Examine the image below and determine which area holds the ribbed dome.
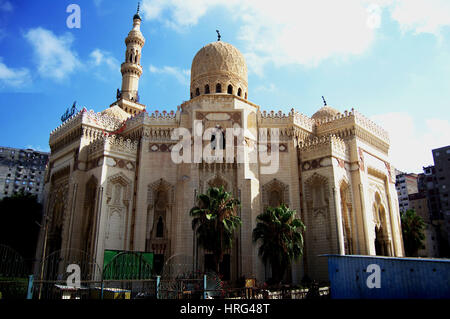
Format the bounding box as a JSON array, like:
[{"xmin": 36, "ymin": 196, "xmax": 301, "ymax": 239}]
[
  {"xmin": 311, "ymin": 106, "xmax": 341, "ymax": 121},
  {"xmin": 190, "ymin": 41, "xmax": 248, "ymax": 99},
  {"xmin": 102, "ymin": 105, "xmax": 131, "ymax": 121}
]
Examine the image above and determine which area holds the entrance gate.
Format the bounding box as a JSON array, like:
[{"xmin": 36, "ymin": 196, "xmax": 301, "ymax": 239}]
[{"xmin": 0, "ymin": 245, "xmax": 29, "ymax": 299}]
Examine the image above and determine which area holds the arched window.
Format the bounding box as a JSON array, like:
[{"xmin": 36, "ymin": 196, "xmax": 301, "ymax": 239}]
[
  {"xmin": 245, "ymin": 92, "xmax": 247, "ymax": 99},
  {"xmin": 190, "ymin": 92, "xmax": 193, "ymax": 99},
  {"xmin": 227, "ymin": 85, "xmax": 233, "ymax": 94},
  {"xmin": 156, "ymin": 216, "xmax": 164, "ymax": 238},
  {"xmin": 237, "ymin": 88, "xmax": 242, "ymax": 97},
  {"xmin": 195, "ymin": 88, "xmax": 200, "ymax": 96},
  {"xmin": 216, "ymin": 83, "xmax": 222, "ymax": 93},
  {"xmin": 211, "ymin": 129, "xmax": 225, "ymax": 150},
  {"xmin": 205, "ymin": 85, "xmax": 210, "ymax": 94},
  {"xmin": 269, "ymin": 189, "xmax": 282, "ymax": 208}
]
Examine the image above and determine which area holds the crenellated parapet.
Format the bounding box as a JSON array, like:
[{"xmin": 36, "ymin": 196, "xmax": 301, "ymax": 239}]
[
  {"xmin": 314, "ymin": 108, "xmax": 390, "ymax": 153},
  {"xmin": 147, "ymin": 110, "xmax": 178, "ymax": 124},
  {"xmin": 299, "ymin": 134, "xmax": 347, "ymax": 161},
  {"xmin": 82, "ymin": 109, "xmax": 125, "ymax": 132},
  {"xmin": 259, "ymin": 108, "xmax": 314, "ymax": 131},
  {"xmin": 353, "ymin": 110, "xmax": 389, "ymax": 143},
  {"xmin": 49, "ymin": 108, "xmax": 128, "ymax": 154},
  {"xmin": 49, "ymin": 109, "xmax": 85, "ymax": 145},
  {"xmin": 122, "ymin": 109, "xmax": 179, "ymax": 141},
  {"xmin": 88, "ymin": 135, "xmax": 138, "ymax": 159}
]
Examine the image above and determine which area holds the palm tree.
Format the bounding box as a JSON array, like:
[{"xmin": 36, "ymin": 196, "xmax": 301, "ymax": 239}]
[
  {"xmin": 401, "ymin": 209, "xmax": 425, "ymax": 257},
  {"xmin": 253, "ymin": 204, "xmax": 305, "ymax": 285},
  {"xmin": 190, "ymin": 186, "xmax": 241, "ymax": 275}
]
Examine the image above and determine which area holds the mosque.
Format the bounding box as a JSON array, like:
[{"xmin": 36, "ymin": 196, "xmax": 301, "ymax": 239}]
[{"xmin": 36, "ymin": 8, "xmax": 404, "ymax": 284}]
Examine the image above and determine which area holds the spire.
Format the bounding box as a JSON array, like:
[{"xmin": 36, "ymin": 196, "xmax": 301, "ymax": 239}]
[
  {"xmin": 322, "ymin": 96, "xmax": 327, "ymax": 106},
  {"xmin": 133, "ymin": 2, "xmax": 141, "ymax": 20},
  {"xmin": 216, "ymin": 29, "xmax": 221, "ymax": 41}
]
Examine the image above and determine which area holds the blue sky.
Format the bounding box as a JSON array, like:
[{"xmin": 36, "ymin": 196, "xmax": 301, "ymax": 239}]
[{"xmin": 0, "ymin": 0, "xmax": 449, "ymax": 173}]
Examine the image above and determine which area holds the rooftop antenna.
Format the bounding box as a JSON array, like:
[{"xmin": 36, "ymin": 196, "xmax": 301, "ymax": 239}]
[
  {"xmin": 322, "ymin": 96, "xmax": 327, "ymax": 106},
  {"xmin": 216, "ymin": 30, "xmax": 221, "ymax": 41}
]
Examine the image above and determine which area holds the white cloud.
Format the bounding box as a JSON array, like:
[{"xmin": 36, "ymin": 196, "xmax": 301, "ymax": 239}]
[
  {"xmin": 0, "ymin": 0, "xmax": 13, "ymax": 12},
  {"xmin": 141, "ymin": 0, "xmax": 380, "ymax": 73},
  {"xmin": 141, "ymin": 0, "xmax": 228, "ymax": 27},
  {"xmin": 254, "ymin": 83, "xmax": 276, "ymax": 93},
  {"xmin": 24, "ymin": 27, "xmax": 81, "ymax": 81},
  {"xmin": 89, "ymin": 49, "xmax": 120, "ymax": 71},
  {"xmin": 371, "ymin": 112, "xmax": 450, "ymax": 173},
  {"xmin": 0, "ymin": 58, "xmax": 31, "ymax": 87},
  {"xmin": 141, "ymin": 0, "xmax": 450, "ymax": 74},
  {"xmin": 149, "ymin": 64, "xmax": 190, "ymax": 85},
  {"xmin": 387, "ymin": 0, "xmax": 450, "ymax": 36}
]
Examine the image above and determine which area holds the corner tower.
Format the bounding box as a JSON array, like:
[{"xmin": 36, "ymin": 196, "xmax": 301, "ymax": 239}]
[{"xmin": 112, "ymin": 4, "xmax": 146, "ymax": 115}]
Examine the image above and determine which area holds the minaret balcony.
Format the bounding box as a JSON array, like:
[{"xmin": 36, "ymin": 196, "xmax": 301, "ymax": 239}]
[{"xmin": 121, "ymin": 62, "xmax": 143, "ymax": 76}]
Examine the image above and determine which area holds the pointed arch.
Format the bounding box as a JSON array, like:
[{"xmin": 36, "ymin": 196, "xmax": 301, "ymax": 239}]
[
  {"xmin": 83, "ymin": 175, "xmax": 98, "ymax": 255},
  {"xmin": 261, "ymin": 178, "xmax": 290, "ymax": 209},
  {"xmin": 373, "ymin": 191, "xmax": 391, "ymax": 256},
  {"xmin": 106, "ymin": 172, "xmax": 132, "ymax": 206},
  {"xmin": 146, "ymin": 179, "xmax": 174, "ymax": 254},
  {"xmin": 339, "ymin": 178, "xmax": 354, "ymax": 254},
  {"xmin": 304, "ymin": 173, "xmax": 329, "ymax": 214},
  {"xmin": 207, "ymin": 174, "xmax": 229, "ymax": 191},
  {"xmin": 104, "ymin": 173, "xmax": 132, "ymax": 251},
  {"xmin": 147, "ymin": 178, "xmax": 174, "ymax": 208}
]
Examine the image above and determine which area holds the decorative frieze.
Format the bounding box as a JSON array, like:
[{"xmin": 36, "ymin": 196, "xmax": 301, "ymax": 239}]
[
  {"xmin": 88, "ymin": 136, "xmax": 138, "ymax": 158},
  {"xmin": 149, "ymin": 143, "xmax": 174, "ymax": 152}
]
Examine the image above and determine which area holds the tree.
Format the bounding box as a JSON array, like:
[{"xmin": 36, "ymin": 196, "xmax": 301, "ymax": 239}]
[
  {"xmin": 0, "ymin": 191, "xmax": 43, "ymax": 270},
  {"xmin": 190, "ymin": 186, "xmax": 241, "ymax": 275},
  {"xmin": 401, "ymin": 209, "xmax": 426, "ymax": 257},
  {"xmin": 252, "ymin": 204, "xmax": 305, "ymax": 285}
]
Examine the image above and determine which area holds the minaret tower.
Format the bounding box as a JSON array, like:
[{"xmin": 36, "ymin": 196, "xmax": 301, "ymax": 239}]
[{"xmin": 112, "ymin": 4, "xmax": 146, "ymax": 114}]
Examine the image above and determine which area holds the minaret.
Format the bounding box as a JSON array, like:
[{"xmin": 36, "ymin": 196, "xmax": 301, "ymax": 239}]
[{"xmin": 113, "ymin": 4, "xmax": 146, "ymax": 114}]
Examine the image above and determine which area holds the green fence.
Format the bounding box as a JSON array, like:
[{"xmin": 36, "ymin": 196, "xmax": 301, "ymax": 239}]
[{"xmin": 102, "ymin": 250, "xmax": 154, "ymax": 280}]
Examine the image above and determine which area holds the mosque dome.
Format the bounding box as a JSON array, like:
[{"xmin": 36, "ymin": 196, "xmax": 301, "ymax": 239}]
[
  {"xmin": 190, "ymin": 41, "xmax": 248, "ymax": 100},
  {"xmin": 311, "ymin": 106, "xmax": 341, "ymax": 121},
  {"xmin": 102, "ymin": 104, "xmax": 131, "ymax": 121}
]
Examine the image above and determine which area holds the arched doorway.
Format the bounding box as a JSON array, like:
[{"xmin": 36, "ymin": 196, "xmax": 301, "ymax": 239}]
[{"xmin": 373, "ymin": 192, "xmax": 391, "ymax": 256}]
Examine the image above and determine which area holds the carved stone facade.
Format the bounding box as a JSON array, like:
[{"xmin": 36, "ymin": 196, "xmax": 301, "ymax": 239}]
[{"xmin": 36, "ymin": 11, "xmax": 404, "ymax": 284}]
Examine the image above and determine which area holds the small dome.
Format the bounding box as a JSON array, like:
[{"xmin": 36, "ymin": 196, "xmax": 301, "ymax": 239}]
[
  {"xmin": 311, "ymin": 106, "xmax": 340, "ymax": 121},
  {"xmin": 102, "ymin": 105, "xmax": 130, "ymax": 121},
  {"xmin": 133, "ymin": 13, "xmax": 141, "ymax": 20},
  {"xmin": 190, "ymin": 41, "xmax": 248, "ymax": 99}
]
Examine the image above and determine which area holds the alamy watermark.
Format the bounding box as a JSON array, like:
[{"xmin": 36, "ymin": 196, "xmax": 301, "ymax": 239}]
[
  {"xmin": 66, "ymin": 4, "xmax": 81, "ymax": 29},
  {"xmin": 66, "ymin": 264, "xmax": 81, "ymax": 288},
  {"xmin": 366, "ymin": 264, "xmax": 381, "ymax": 289},
  {"xmin": 170, "ymin": 122, "xmax": 280, "ymax": 174}
]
